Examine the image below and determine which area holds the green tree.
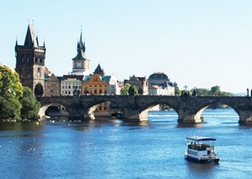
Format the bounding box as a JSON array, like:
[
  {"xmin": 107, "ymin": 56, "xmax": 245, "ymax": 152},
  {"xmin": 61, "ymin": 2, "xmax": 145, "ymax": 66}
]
[
  {"xmin": 120, "ymin": 83, "xmax": 131, "ymax": 95},
  {"xmin": 210, "ymin": 86, "xmax": 221, "ymax": 96},
  {"xmin": 191, "ymin": 88, "xmax": 209, "ymax": 96},
  {"xmin": 0, "ymin": 65, "xmax": 23, "ymax": 120},
  {"xmin": 20, "ymin": 86, "xmax": 41, "ymax": 119},
  {"xmin": 0, "ymin": 65, "xmax": 23, "ymax": 99},
  {"xmin": 175, "ymin": 86, "xmax": 181, "ymax": 96},
  {"xmin": 221, "ymin": 91, "xmax": 233, "ymax": 96}
]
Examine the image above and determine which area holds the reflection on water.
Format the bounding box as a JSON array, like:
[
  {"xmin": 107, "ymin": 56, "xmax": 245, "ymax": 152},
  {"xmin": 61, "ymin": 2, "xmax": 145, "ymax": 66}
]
[{"xmin": 0, "ymin": 109, "xmax": 251, "ymax": 178}]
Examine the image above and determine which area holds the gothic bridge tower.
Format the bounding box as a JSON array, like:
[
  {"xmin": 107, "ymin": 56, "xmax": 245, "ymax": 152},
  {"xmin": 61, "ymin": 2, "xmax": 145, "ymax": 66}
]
[{"xmin": 15, "ymin": 23, "xmax": 46, "ymax": 96}]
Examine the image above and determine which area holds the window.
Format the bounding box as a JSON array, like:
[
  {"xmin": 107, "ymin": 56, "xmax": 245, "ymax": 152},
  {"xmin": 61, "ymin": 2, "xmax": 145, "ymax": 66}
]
[{"xmin": 37, "ymin": 68, "xmax": 41, "ymax": 77}]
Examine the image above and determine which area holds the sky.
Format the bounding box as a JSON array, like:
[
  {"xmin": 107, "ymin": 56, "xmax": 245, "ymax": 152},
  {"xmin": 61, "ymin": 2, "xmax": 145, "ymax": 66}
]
[{"xmin": 1, "ymin": 0, "xmax": 252, "ymax": 93}]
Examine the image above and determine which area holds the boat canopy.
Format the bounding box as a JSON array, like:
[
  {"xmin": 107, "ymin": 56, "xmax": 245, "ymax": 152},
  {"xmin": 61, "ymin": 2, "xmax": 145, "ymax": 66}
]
[{"xmin": 186, "ymin": 136, "xmax": 216, "ymax": 141}]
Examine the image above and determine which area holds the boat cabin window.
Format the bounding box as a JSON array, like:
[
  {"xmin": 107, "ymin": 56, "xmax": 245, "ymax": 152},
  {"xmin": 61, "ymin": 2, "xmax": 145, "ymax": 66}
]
[{"xmin": 188, "ymin": 142, "xmax": 211, "ymax": 151}]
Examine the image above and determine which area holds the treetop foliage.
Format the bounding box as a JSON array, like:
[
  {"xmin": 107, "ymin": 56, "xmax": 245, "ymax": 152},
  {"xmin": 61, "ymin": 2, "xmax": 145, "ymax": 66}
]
[
  {"xmin": 0, "ymin": 65, "xmax": 23, "ymax": 99},
  {"xmin": 191, "ymin": 85, "xmax": 232, "ymax": 96},
  {"xmin": 0, "ymin": 64, "xmax": 39, "ymax": 121}
]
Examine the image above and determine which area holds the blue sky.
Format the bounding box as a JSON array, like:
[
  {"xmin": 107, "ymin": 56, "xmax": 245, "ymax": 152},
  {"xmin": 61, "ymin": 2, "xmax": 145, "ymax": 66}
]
[{"xmin": 1, "ymin": 0, "xmax": 252, "ymax": 93}]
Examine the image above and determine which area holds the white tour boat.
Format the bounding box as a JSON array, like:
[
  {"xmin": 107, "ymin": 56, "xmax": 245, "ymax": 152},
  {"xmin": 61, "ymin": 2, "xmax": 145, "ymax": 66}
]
[{"xmin": 185, "ymin": 136, "xmax": 220, "ymax": 163}]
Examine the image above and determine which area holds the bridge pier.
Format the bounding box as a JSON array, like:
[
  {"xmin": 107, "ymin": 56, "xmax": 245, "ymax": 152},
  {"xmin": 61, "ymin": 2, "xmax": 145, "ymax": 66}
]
[
  {"xmin": 177, "ymin": 107, "xmax": 204, "ymax": 124},
  {"xmin": 123, "ymin": 108, "xmax": 148, "ymax": 121},
  {"xmin": 178, "ymin": 115, "xmax": 203, "ymax": 124},
  {"xmin": 238, "ymin": 109, "xmax": 252, "ymax": 125}
]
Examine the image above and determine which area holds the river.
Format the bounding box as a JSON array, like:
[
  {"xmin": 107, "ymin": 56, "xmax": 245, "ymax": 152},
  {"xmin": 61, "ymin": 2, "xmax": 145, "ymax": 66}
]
[{"xmin": 0, "ymin": 108, "xmax": 251, "ymax": 178}]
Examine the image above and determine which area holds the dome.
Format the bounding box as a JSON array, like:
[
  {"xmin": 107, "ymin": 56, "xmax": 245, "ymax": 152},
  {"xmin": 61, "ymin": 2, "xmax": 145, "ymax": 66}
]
[{"xmin": 148, "ymin": 72, "xmax": 170, "ymax": 87}]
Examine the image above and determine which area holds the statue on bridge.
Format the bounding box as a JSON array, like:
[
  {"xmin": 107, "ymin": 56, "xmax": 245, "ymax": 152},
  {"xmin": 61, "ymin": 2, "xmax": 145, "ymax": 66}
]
[
  {"xmin": 129, "ymin": 86, "xmax": 135, "ymax": 96},
  {"xmin": 84, "ymin": 87, "xmax": 89, "ymax": 95}
]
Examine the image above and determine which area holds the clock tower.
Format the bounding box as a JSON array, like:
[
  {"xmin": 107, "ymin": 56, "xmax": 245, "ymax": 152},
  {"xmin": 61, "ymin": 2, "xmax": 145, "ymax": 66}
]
[
  {"xmin": 71, "ymin": 31, "xmax": 90, "ymax": 75},
  {"xmin": 15, "ymin": 22, "xmax": 46, "ymax": 96}
]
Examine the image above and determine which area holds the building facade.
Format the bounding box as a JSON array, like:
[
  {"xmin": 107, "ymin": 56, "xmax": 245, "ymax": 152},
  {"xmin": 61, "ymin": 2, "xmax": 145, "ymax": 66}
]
[
  {"xmin": 15, "ymin": 23, "xmax": 46, "ymax": 96},
  {"xmin": 61, "ymin": 75, "xmax": 83, "ymax": 96},
  {"xmin": 44, "ymin": 73, "xmax": 60, "ymax": 96},
  {"xmin": 124, "ymin": 75, "xmax": 148, "ymax": 95},
  {"xmin": 148, "ymin": 72, "xmax": 175, "ymax": 96},
  {"xmin": 148, "ymin": 85, "xmax": 172, "ymax": 95}
]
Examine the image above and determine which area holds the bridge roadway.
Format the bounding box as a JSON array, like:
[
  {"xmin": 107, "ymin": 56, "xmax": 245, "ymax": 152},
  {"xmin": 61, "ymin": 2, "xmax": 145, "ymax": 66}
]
[{"xmin": 37, "ymin": 94, "xmax": 252, "ymax": 125}]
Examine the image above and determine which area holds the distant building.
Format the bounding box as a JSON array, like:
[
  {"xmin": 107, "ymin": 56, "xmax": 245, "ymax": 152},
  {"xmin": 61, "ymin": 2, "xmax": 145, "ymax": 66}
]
[
  {"xmin": 15, "ymin": 23, "xmax": 46, "ymax": 96},
  {"xmin": 148, "ymin": 85, "xmax": 171, "ymax": 95},
  {"xmin": 71, "ymin": 32, "xmax": 90, "ymax": 76},
  {"xmin": 61, "ymin": 75, "xmax": 83, "ymax": 96},
  {"xmin": 124, "ymin": 75, "xmax": 148, "ymax": 95},
  {"xmin": 44, "ymin": 74, "xmax": 60, "ymax": 96},
  {"xmin": 148, "ymin": 72, "xmax": 174, "ymax": 95},
  {"xmin": 117, "ymin": 81, "xmax": 124, "ymax": 94}
]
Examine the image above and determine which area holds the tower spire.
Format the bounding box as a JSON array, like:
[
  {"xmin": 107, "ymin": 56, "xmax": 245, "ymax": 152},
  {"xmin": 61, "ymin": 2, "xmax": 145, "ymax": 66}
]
[{"xmin": 80, "ymin": 25, "xmax": 83, "ymax": 42}]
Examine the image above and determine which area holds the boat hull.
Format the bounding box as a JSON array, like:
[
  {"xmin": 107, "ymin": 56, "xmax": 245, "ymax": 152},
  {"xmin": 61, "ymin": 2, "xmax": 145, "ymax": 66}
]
[{"xmin": 185, "ymin": 154, "xmax": 220, "ymax": 163}]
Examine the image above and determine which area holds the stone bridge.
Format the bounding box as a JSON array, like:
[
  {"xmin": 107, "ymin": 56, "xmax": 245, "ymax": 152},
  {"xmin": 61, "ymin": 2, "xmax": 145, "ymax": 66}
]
[{"xmin": 37, "ymin": 94, "xmax": 252, "ymax": 125}]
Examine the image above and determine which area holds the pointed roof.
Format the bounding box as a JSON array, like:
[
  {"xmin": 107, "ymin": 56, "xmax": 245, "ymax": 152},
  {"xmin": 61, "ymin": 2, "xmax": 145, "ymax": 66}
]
[
  {"xmin": 93, "ymin": 64, "xmax": 105, "ymax": 75},
  {"xmin": 24, "ymin": 23, "xmax": 38, "ymax": 47},
  {"xmin": 72, "ymin": 31, "xmax": 87, "ymax": 61},
  {"xmin": 79, "ymin": 31, "xmax": 85, "ymax": 52}
]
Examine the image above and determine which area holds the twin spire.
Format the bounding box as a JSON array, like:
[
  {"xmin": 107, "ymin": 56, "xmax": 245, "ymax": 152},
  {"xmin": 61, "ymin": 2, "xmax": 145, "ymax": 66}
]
[{"xmin": 16, "ymin": 20, "xmax": 45, "ymax": 48}]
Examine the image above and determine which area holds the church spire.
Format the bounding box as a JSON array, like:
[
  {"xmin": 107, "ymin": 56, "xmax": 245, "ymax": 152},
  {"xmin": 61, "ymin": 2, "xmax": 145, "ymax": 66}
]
[
  {"xmin": 79, "ymin": 29, "xmax": 85, "ymax": 52},
  {"xmin": 24, "ymin": 23, "xmax": 38, "ymax": 47}
]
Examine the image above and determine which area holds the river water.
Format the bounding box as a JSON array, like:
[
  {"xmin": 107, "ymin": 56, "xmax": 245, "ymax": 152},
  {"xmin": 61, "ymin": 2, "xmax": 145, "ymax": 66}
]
[{"xmin": 0, "ymin": 108, "xmax": 251, "ymax": 178}]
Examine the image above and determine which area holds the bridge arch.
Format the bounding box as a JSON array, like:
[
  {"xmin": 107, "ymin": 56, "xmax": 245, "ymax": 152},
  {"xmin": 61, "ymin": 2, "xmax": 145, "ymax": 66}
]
[
  {"xmin": 191, "ymin": 97, "xmax": 249, "ymax": 124},
  {"xmin": 38, "ymin": 102, "xmax": 70, "ymax": 119},
  {"xmin": 194, "ymin": 103, "xmax": 239, "ymax": 123},
  {"xmin": 84, "ymin": 98, "xmax": 123, "ymax": 120},
  {"xmin": 137, "ymin": 101, "xmax": 179, "ymax": 121}
]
